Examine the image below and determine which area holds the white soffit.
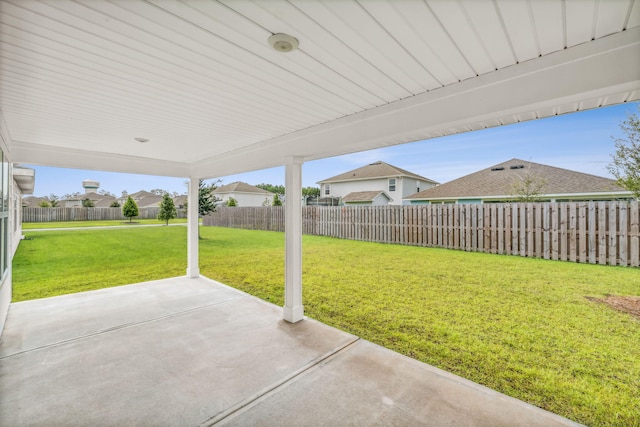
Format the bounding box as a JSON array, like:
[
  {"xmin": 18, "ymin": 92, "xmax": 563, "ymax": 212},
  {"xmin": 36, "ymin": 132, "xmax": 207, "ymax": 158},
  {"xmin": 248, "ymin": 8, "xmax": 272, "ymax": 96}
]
[{"xmin": 0, "ymin": 0, "xmax": 639, "ymax": 177}]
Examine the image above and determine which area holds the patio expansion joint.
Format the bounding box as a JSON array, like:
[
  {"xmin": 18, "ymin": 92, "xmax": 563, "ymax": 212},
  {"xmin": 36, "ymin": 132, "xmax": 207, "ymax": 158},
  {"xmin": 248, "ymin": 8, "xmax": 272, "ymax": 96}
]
[
  {"xmin": 199, "ymin": 335, "xmax": 362, "ymax": 427},
  {"xmin": 0, "ymin": 295, "xmax": 244, "ymax": 360}
]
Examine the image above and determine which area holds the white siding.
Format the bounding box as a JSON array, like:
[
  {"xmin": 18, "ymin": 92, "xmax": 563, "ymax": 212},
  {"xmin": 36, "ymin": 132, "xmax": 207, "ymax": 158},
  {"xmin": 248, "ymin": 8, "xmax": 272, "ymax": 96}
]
[
  {"xmin": 326, "ymin": 177, "xmax": 437, "ymax": 205},
  {"xmin": 399, "ymin": 177, "xmax": 437, "ymax": 200},
  {"xmin": 372, "ymin": 193, "xmax": 390, "ymax": 205}
]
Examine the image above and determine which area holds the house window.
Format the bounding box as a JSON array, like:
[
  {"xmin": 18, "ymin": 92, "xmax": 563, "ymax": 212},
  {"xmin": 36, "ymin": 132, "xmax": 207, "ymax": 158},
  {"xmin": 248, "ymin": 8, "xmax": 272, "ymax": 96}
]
[
  {"xmin": 388, "ymin": 178, "xmax": 396, "ymax": 192},
  {"xmin": 324, "ymin": 184, "xmax": 330, "ymax": 195}
]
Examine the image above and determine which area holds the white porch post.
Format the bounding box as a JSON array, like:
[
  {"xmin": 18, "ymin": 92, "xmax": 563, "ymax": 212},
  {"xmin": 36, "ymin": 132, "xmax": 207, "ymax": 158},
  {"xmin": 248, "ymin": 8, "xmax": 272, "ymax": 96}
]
[
  {"xmin": 186, "ymin": 177, "xmax": 200, "ymax": 278},
  {"xmin": 283, "ymin": 157, "xmax": 304, "ymax": 323}
]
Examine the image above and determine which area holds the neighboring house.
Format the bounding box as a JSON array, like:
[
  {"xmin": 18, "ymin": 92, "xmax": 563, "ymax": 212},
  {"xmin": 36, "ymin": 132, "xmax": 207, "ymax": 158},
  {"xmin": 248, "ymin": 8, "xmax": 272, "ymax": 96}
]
[
  {"xmin": 405, "ymin": 158, "xmax": 633, "ymax": 204},
  {"xmin": 342, "ymin": 191, "xmax": 392, "ymax": 206},
  {"xmin": 173, "ymin": 195, "xmax": 188, "ymax": 209},
  {"xmin": 60, "ymin": 180, "xmax": 117, "ymax": 207},
  {"xmin": 21, "ymin": 196, "xmax": 49, "ymax": 208},
  {"xmin": 12, "ymin": 166, "xmax": 34, "ymax": 255},
  {"xmin": 120, "ymin": 191, "xmax": 163, "ymax": 208},
  {"xmin": 213, "ymin": 182, "xmax": 274, "ymax": 207},
  {"xmin": 317, "ymin": 161, "xmax": 438, "ymax": 206},
  {"xmin": 62, "ymin": 192, "xmax": 117, "ymax": 208}
]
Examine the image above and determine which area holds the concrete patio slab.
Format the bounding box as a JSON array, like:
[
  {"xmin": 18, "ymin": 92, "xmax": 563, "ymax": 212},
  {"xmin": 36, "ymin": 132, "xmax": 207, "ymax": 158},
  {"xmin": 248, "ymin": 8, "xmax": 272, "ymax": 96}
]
[
  {"xmin": 0, "ymin": 277, "xmax": 242, "ymax": 357},
  {"xmin": 0, "ymin": 277, "xmax": 582, "ymax": 426},
  {"xmin": 218, "ymin": 339, "xmax": 579, "ymax": 427}
]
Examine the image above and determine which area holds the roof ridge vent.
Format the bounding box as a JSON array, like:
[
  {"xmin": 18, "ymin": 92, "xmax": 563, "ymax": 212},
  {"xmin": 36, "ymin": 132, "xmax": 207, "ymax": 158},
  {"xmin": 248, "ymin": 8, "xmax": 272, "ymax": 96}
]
[
  {"xmin": 510, "ymin": 165, "xmax": 525, "ymax": 169},
  {"xmin": 370, "ymin": 161, "xmax": 382, "ymax": 165},
  {"xmin": 491, "ymin": 167, "xmax": 505, "ymax": 171}
]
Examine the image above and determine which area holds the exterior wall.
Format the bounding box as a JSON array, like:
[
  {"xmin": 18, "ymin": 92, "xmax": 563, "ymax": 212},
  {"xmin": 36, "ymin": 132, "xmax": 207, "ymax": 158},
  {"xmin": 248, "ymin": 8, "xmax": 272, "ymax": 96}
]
[
  {"xmin": 11, "ymin": 178, "xmax": 23, "ymax": 256},
  {"xmin": 216, "ymin": 191, "xmax": 273, "ymax": 207},
  {"xmin": 323, "ymin": 177, "xmax": 436, "ymax": 206},
  {"xmin": 372, "ymin": 194, "xmax": 390, "ymax": 205},
  {"xmin": 399, "ymin": 177, "xmax": 436, "ymax": 200},
  {"xmin": 0, "ymin": 138, "xmax": 13, "ymax": 335},
  {"xmin": 63, "ymin": 200, "xmax": 82, "ymax": 208}
]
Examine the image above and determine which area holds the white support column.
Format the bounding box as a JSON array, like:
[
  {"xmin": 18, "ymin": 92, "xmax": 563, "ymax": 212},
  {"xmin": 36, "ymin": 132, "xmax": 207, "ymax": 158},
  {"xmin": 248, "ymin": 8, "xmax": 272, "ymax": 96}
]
[
  {"xmin": 283, "ymin": 157, "xmax": 304, "ymax": 323},
  {"xmin": 186, "ymin": 177, "xmax": 200, "ymax": 278}
]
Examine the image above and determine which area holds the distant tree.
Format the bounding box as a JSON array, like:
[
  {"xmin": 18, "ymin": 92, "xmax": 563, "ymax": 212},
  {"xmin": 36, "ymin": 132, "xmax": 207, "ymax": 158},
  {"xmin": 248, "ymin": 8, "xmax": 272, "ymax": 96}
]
[
  {"xmin": 509, "ymin": 172, "xmax": 548, "ymax": 202},
  {"xmin": 196, "ymin": 180, "xmax": 219, "ymax": 238},
  {"xmin": 256, "ymin": 183, "xmax": 285, "ymax": 194},
  {"xmin": 63, "ymin": 192, "xmax": 81, "ymax": 199},
  {"xmin": 122, "ymin": 196, "xmax": 139, "ymax": 222},
  {"xmin": 273, "ymin": 193, "xmax": 283, "ymax": 206},
  {"xmin": 49, "ymin": 194, "xmax": 60, "ymax": 207},
  {"xmin": 38, "ymin": 200, "xmax": 50, "ymax": 208},
  {"xmin": 198, "ymin": 180, "xmax": 219, "ymax": 218},
  {"xmin": 157, "ymin": 193, "xmax": 177, "ymax": 225},
  {"xmin": 98, "ymin": 189, "xmax": 115, "ymax": 197},
  {"xmin": 82, "ymin": 198, "xmax": 95, "ymax": 207},
  {"xmin": 149, "ymin": 188, "xmax": 168, "ymax": 196},
  {"xmin": 227, "ymin": 197, "xmax": 237, "ymax": 207},
  {"xmin": 262, "ymin": 197, "xmax": 271, "ymax": 207},
  {"xmin": 302, "ymin": 187, "xmax": 320, "ymax": 197},
  {"xmin": 254, "ymin": 184, "xmax": 319, "ymax": 198},
  {"xmin": 607, "ymin": 108, "xmax": 640, "ymax": 199},
  {"xmin": 121, "ymin": 190, "xmax": 129, "ymax": 198},
  {"xmin": 110, "ymin": 200, "xmax": 121, "ymax": 208}
]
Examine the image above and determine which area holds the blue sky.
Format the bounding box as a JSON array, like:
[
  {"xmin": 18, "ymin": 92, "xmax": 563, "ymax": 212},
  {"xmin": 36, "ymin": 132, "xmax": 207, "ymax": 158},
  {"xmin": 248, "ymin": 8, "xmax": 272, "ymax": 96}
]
[{"xmin": 26, "ymin": 102, "xmax": 637, "ymax": 198}]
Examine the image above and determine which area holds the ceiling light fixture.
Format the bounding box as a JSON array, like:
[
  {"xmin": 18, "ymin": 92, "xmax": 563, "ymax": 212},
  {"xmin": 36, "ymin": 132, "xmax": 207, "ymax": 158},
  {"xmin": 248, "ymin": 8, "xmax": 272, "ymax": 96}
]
[
  {"xmin": 268, "ymin": 33, "xmax": 299, "ymax": 53},
  {"xmin": 134, "ymin": 137, "xmax": 149, "ymax": 143}
]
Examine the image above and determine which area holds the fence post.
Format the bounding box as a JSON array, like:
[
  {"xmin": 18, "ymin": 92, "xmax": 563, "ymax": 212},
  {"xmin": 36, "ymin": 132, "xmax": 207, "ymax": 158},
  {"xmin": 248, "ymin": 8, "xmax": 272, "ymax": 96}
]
[{"xmin": 630, "ymin": 201, "xmax": 639, "ymax": 267}]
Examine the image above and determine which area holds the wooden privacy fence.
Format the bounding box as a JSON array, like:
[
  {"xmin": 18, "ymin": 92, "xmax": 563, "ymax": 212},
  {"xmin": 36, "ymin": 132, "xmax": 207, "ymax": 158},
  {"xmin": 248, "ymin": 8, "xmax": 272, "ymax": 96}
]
[
  {"xmin": 23, "ymin": 207, "xmax": 187, "ymax": 222},
  {"xmin": 204, "ymin": 202, "xmax": 640, "ymax": 267}
]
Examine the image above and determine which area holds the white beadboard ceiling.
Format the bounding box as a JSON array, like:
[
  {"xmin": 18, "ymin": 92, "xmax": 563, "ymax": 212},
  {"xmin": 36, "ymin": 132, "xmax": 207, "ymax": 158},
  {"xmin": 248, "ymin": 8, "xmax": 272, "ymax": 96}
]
[{"xmin": 0, "ymin": 0, "xmax": 639, "ymax": 178}]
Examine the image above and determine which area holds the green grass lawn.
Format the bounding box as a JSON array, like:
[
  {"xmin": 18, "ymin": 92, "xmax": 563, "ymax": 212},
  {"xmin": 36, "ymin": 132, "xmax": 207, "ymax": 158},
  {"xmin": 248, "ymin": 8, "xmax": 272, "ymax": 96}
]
[
  {"xmin": 22, "ymin": 218, "xmax": 187, "ymax": 229},
  {"xmin": 13, "ymin": 226, "xmax": 640, "ymax": 426}
]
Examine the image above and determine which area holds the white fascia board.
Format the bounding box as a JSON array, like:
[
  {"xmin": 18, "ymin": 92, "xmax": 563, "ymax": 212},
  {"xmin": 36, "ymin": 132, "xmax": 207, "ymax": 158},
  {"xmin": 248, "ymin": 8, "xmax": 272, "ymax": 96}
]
[
  {"xmin": 380, "ymin": 191, "xmax": 392, "ymax": 201},
  {"xmin": 213, "ymin": 190, "xmax": 270, "ymax": 195},
  {"xmin": 319, "ymin": 175, "xmax": 433, "ymax": 185},
  {"xmin": 191, "ymin": 29, "xmax": 640, "ymax": 179},
  {"xmin": 10, "ymin": 141, "xmax": 191, "ymax": 177},
  {"xmin": 318, "ymin": 176, "xmax": 398, "ymax": 184}
]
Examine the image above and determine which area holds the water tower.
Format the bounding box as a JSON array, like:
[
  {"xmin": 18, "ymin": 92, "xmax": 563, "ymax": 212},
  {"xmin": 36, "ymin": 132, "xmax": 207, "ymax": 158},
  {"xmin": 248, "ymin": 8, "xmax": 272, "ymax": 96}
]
[{"xmin": 82, "ymin": 180, "xmax": 99, "ymax": 194}]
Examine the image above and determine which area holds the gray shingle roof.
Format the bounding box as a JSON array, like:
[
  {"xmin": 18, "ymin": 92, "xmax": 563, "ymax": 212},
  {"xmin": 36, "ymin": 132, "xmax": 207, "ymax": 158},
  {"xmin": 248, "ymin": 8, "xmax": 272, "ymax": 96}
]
[
  {"xmin": 135, "ymin": 195, "xmax": 163, "ymax": 207},
  {"xmin": 342, "ymin": 191, "xmax": 390, "ymax": 203},
  {"xmin": 173, "ymin": 195, "xmax": 188, "ymax": 207},
  {"xmin": 213, "ymin": 181, "xmax": 273, "ymax": 194},
  {"xmin": 406, "ymin": 158, "xmax": 628, "ymax": 200},
  {"xmin": 21, "ymin": 196, "xmax": 50, "ymax": 208},
  {"xmin": 318, "ymin": 161, "xmax": 438, "ymax": 184}
]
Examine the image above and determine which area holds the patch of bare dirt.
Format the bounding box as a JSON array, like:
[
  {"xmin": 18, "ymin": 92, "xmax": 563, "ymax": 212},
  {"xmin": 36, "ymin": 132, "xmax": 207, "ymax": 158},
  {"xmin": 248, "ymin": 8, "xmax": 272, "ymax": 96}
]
[{"xmin": 586, "ymin": 295, "xmax": 640, "ymax": 320}]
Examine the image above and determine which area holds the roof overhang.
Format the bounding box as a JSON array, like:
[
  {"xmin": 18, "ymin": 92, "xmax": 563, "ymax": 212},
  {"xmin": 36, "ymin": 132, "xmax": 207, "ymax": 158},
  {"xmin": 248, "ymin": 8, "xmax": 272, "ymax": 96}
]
[
  {"xmin": 12, "ymin": 165, "xmax": 35, "ymax": 194},
  {"xmin": 192, "ymin": 29, "xmax": 640, "ymax": 179},
  {"xmin": 1, "ymin": 1, "xmax": 639, "ymax": 178}
]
